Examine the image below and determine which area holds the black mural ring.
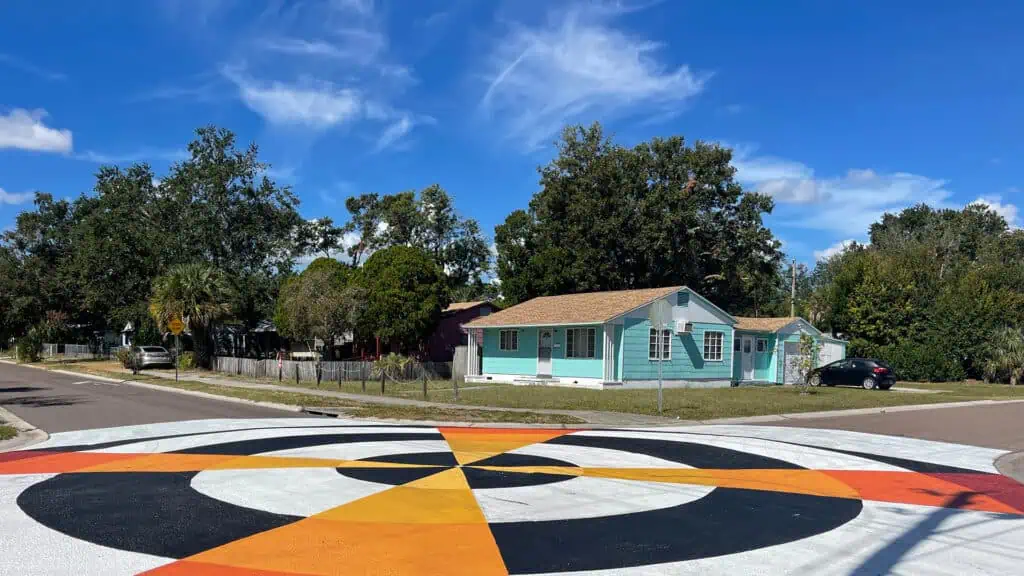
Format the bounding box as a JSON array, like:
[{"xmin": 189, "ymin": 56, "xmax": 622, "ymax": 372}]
[{"xmin": 14, "ymin": 429, "xmax": 864, "ymax": 571}]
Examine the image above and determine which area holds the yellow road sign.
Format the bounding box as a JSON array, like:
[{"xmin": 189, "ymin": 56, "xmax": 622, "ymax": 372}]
[{"xmin": 168, "ymin": 318, "xmax": 185, "ymax": 335}]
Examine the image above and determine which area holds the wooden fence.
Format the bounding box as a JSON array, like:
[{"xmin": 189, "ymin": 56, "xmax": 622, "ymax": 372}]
[{"xmin": 212, "ymin": 357, "xmax": 455, "ymax": 383}]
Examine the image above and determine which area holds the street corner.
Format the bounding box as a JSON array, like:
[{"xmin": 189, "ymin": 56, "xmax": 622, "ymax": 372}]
[{"xmin": 0, "ymin": 419, "xmax": 1023, "ymax": 575}]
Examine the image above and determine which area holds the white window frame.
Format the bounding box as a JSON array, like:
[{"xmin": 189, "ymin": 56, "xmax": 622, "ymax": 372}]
[
  {"xmin": 498, "ymin": 329, "xmax": 518, "ymax": 351},
  {"xmin": 565, "ymin": 327, "xmax": 596, "ymax": 359},
  {"xmin": 648, "ymin": 328, "xmax": 672, "ymax": 361},
  {"xmin": 703, "ymin": 331, "xmax": 724, "ymax": 362},
  {"xmin": 756, "ymin": 338, "xmax": 769, "ymax": 353}
]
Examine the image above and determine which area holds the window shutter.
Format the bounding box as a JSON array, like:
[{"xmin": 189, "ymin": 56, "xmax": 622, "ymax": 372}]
[{"xmin": 588, "ymin": 328, "xmax": 595, "ymax": 358}]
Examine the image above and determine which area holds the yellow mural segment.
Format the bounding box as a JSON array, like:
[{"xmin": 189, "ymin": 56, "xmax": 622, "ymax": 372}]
[
  {"xmin": 577, "ymin": 468, "xmax": 861, "ymax": 499},
  {"xmin": 166, "ymin": 467, "xmax": 509, "ymax": 576},
  {"xmin": 439, "ymin": 427, "xmax": 573, "ymax": 465}
]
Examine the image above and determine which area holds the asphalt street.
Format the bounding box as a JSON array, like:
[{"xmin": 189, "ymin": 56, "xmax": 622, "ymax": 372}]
[
  {"xmin": 0, "ymin": 362, "xmax": 299, "ymax": 433},
  {"xmin": 766, "ymin": 400, "xmax": 1024, "ymax": 451}
]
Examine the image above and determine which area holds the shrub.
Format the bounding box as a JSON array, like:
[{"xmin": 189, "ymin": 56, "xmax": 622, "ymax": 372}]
[
  {"xmin": 177, "ymin": 351, "xmax": 195, "ymax": 370},
  {"xmin": 16, "ymin": 328, "xmax": 43, "ymax": 363},
  {"xmin": 115, "ymin": 347, "xmax": 135, "ymax": 369}
]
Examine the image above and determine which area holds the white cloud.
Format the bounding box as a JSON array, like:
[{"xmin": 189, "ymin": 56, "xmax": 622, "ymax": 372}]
[
  {"xmin": 0, "ymin": 187, "xmax": 34, "ymax": 205},
  {"xmin": 480, "ymin": 5, "xmax": 708, "ymax": 149},
  {"xmin": 0, "ymin": 109, "xmax": 73, "ymax": 153},
  {"xmin": 813, "ymin": 239, "xmax": 855, "ymax": 261},
  {"xmin": 970, "ymin": 195, "xmax": 1020, "ymax": 228},
  {"xmin": 225, "ymin": 71, "xmax": 362, "ymax": 128},
  {"xmin": 259, "ymin": 32, "xmax": 386, "ymax": 66}
]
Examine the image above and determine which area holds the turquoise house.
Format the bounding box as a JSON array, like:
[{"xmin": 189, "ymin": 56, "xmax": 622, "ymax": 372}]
[{"xmin": 463, "ymin": 286, "xmax": 845, "ymax": 389}]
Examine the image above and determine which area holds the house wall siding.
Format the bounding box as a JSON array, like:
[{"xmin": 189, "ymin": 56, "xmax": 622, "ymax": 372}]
[
  {"xmin": 621, "ymin": 318, "xmax": 733, "ymax": 380},
  {"xmin": 481, "ymin": 327, "xmax": 538, "ymax": 375},
  {"xmin": 552, "ymin": 325, "xmax": 604, "ymax": 379}
]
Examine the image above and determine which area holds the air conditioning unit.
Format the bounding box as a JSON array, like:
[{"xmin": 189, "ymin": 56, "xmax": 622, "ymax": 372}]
[{"xmin": 675, "ymin": 321, "xmax": 693, "ymax": 334}]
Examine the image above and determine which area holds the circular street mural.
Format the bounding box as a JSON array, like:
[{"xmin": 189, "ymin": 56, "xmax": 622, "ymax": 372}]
[{"xmin": 1, "ymin": 419, "xmax": 1023, "ymax": 575}]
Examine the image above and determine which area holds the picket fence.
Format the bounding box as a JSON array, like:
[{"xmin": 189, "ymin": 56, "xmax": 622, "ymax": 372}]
[
  {"xmin": 41, "ymin": 343, "xmax": 94, "ymax": 359},
  {"xmin": 212, "ymin": 356, "xmax": 454, "ymax": 383}
]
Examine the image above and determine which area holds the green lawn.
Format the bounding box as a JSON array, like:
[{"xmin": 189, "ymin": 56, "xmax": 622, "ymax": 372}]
[
  {"xmin": 425, "ymin": 381, "xmax": 1024, "ymax": 421},
  {"xmin": 0, "ymin": 424, "xmax": 16, "ymax": 441},
  {"xmin": 48, "ymin": 365, "xmax": 583, "ymax": 424}
]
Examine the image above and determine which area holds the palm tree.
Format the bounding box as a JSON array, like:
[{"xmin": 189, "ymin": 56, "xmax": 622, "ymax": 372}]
[
  {"xmin": 149, "ymin": 263, "xmax": 233, "ymax": 369},
  {"xmin": 983, "ymin": 327, "xmax": 1024, "ymax": 386}
]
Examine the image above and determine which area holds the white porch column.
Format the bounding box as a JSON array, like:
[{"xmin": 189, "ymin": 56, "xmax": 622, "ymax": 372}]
[
  {"xmin": 467, "ymin": 329, "xmax": 481, "ymax": 376},
  {"xmin": 602, "ymin": 324, "xmax": 615, "ymax": 382}
]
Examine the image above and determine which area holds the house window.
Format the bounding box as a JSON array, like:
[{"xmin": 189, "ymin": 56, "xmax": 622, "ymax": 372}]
[
  {"xmin": 734, "ymin": 338, "xmax": 741, "ymax": 352},
  {"xmin": 566, "ymin": 328, "xmax": 596, "ymax": 359},
  {"xmin": 499, "ymin": 329, "xmax": 518, "ymax": 351},
  {"xmin": 703, "ymin": 331, "xmax": 724, "ymax": 361},
  {"xmin": 756, "ymin": 338, "xmax": 768, "ymax": 353},
  {"xmin": 648, "ymin": 329, "xmax": 672, "ymax": 360}
]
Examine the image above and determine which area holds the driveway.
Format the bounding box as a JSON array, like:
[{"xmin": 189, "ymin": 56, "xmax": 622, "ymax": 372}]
[
  {"xmin": 1, "ymin": 420, "xmax": 1022, "ymax": 575},
  {"xmin": 0, "ymin": 362, "xmax": 299, "ymax": 433}
]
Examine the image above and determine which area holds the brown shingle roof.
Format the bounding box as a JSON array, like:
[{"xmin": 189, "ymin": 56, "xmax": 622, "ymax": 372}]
[
  {"xmin": 464, "ymin": 286, "xmax": 682, "ymax": 327},
  {"xmin": 444, "ymin": 301, "xmax": 491, "ymax": 313},
  {"xmin": 734, "ymin": 316, "xmax": 799, "ymax": 333}
]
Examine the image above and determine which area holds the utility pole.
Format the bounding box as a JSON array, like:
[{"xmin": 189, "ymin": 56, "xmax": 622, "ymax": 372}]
[{"xmin": 790, "ymin": 259, "xmax": 797, "ymax": 317}]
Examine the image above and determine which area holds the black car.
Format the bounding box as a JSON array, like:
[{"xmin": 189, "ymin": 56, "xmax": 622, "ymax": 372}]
[{"xmin": 808, "ymin": 358, "xmax": 896, "ymax": 390}]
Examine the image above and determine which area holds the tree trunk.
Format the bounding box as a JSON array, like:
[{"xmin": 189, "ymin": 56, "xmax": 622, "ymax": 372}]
[{"xmin": 1012, "ymin": 374, "xmax": 1019, "ymax": 387}]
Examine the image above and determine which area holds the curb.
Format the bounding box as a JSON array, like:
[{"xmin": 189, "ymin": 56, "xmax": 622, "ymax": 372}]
[
  {"xmin": 994, "ymin": 451, "xmax": 1024, "ymax": 485},
  {"xmin": 0, "ymin": 405, "xmax": 49, "ymax": 452},
  {"xmin": 42, "ymin": 369, "xmax": 304, "ymax": 415}
]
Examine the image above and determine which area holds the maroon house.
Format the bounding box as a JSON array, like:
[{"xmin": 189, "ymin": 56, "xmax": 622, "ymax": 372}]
[{"xmin": 426, "ymin": 301, "xmax": 498, "ymax": 362}]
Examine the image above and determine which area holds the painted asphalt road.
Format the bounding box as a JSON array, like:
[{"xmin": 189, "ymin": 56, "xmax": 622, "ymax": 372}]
[
  {"xmin": 766, "ymin": 401, "xmax": 1024, "ymax": 451},
  {"xmin": 0, "ymin": 362, "xmax": 298, "ymax": 433},
  {"xmin": 2, "ymin": 419, "xmax": 1023, "ymax": 575}
]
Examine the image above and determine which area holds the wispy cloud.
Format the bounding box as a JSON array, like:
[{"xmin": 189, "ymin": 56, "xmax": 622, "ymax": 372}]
[
  {"xmin": 0, "ymin": 109, "xmax": 73, "ymax": 153},
  {"xmin": 0, "ymin": 187, "xmax": 35, "ymax": 205},
  {"xmin": 0, "ymin": 53, "xmax": 67, "ymax": 82},
  {"xmin": 733, "ymin": 146, "xmax": 954, "ymax": 237},
  {"xmin": 74, "ymin": 148, "xmax": 187, "ymax": 164},
  {"xmin": 479, "ymin": 4, "xmax": 709, "ymax": 149},
  {"xmin": 129, "ymin": 81, "xmax": 224, "ymax": 104}
]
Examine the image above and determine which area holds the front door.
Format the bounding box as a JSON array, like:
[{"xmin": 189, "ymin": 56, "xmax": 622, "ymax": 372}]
[
  {"xmin": 537, "ymin": 329, "xmax": 553, "ymax": 376},
  {"xmin": 741, "ymin": 336, "xmax": 754, "ymax": 380}
]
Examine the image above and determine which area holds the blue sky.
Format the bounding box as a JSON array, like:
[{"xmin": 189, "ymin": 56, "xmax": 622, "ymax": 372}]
[{"xmin": 1, "ymin": 0, "xmax": 1021, "ymax": 265}]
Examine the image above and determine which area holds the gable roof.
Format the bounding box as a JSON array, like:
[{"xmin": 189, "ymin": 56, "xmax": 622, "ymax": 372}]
[
  {"xmin": 444, "ymin": 301, "xmax": 494, "ymax": 314},
  {"xmin": 464, "ymin": 286, "xmax": 682, "ymax": 328},
  {"xmin": 734, "ymin": 316, "xmax": 818, "ymax": 333}
]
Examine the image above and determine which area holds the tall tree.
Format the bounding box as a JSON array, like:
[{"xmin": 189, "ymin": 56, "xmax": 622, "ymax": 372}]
[
  {"xmin": 275, "ymin": 257, "xmax": 365, "ymax": 361},
  {"xmin": 358, "ymin": 246, "xmax": 448, "ymax": 353},
  {"xmin": 149, "ymin": 263, "xmax": 234, "ymax": 368},
  {"xmin": 299, "ymin": 217, "xmax": 345, "ymax": 259},
  {"xmin": 161, "ymin": 126, "xmax": 304, "ymax": 329},
  {"xmin": 494, "ymin": 122, "xmax": 782, "ymax": 308}
]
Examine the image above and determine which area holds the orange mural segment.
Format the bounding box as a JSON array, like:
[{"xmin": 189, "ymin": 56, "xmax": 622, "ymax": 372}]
[
  {"xmin": 438, "ymin": 427, "xmax": 576, "ymax": 465},
  {"xmin": 0, "ymin": 451, "xmax": 433, "ymax": 474},
  {"xmin": 825, "ymin": 470, "xmax": 1024, "ymax": 515},
  {"xmin": 577, "ymin": 468, "xmax": 862, "ymax": 499}
]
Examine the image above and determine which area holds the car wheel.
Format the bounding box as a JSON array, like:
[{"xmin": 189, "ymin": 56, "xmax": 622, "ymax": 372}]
[
  {"xmin": 862, "ymin": 377, "xmax": 877, "ymax": 390},
  {"xmin": 808, "ymin": 374, "xmax": 821, "ymax": 387}
]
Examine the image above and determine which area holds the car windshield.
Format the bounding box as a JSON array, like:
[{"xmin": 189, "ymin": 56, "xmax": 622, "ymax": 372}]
[
  {"xmin": 141, "ymin": 347, "xmax": 167, "ymax": 353},
  {"xmin": 871, "ymin": 359, "xmax": 891, "ymax": 368}
]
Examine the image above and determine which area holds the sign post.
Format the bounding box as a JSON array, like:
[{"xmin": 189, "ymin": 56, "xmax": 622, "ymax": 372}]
[
  {"xmin": 168, "ymin": 317, "xmax": 185, "ymax": 382},
  {"xmin": 647, "ymin": 300, "xmax": 673, "ymax": 414}
]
